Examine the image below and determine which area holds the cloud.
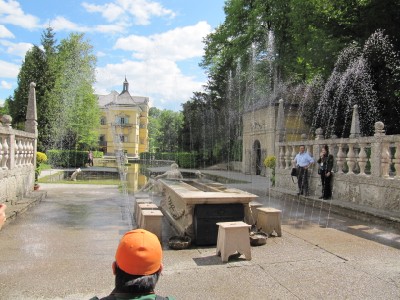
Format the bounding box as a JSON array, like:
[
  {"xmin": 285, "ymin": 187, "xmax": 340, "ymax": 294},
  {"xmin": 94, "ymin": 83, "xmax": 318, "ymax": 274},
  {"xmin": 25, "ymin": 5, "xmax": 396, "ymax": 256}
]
[
  {"xmin": 0, "ymin": 25, "xmax": 14, "ymax": 38},
  {"xmin": 0, "ymin": 59, "xmax": 19, "ymax": 78},
  {"xmin": 114, "ymin": 21, "xmax": 212, "ymax": 61},
  {"xmin": 50, "ymin": 16, "xmax": 90, "ymax": 32},
  {"xmin": 0, "ymin": 0, "xmax": 40, "ymax": 29},
  {"xmin": 95, "ymin": 58, "xmax": 204, "ymax": 110},
  {"xmin": 49, "ymin": 16, "xmax": 125, "ymax": 34},
  {"xmin": 1, "ymin": 80, "xmax": 12, "ymax": 89},
  {"xmin": 82, "ymin": 0, "xmax": 176, "ymax": 25},
  {"xmin": 0, "ymin": 40, "xmax": 33, "ymax": 57}
]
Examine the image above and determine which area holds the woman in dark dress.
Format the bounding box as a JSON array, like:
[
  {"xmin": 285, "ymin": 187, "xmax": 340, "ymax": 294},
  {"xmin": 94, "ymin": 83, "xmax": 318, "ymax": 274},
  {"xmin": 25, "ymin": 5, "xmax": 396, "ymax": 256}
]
[{"xmin": 317, "ymin": 145, "xmax": 334, "ymax": 200}]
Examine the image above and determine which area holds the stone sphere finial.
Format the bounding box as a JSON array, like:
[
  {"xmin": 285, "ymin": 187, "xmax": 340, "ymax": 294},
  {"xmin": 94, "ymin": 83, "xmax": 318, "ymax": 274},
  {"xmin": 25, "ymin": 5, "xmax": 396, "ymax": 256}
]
[
  {"xmin": 1, "ymin": 114, "xmax": 12, "ymax": 128},
  {"xmin": 279, "ymin": 98, "xmax": 284, "ymax": 104},
  {"xmin": 30, "ymin": 82, "xmax": 36, "ymax": 87}
]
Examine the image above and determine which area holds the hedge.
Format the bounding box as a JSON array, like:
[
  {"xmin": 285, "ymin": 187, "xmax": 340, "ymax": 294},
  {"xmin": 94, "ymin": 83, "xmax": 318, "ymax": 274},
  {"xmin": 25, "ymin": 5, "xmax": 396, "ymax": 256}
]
[
  {"xmin": 47, "ymin": 150, "xmax": 88, "ymax": 168},
  {"xmin": 139, "ymin": 152, "xmax": 198, "ymax": 168}
]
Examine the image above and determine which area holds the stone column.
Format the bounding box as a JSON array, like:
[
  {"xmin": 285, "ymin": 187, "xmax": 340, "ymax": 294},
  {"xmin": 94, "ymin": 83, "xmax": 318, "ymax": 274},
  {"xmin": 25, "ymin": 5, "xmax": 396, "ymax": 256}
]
[
  {"xmin": 370, "ymin": 122, "xmax": 385, "ymax": 177},
  {"xmin": 24, "ymin": 82, "xmax": 38, "ymax": 171},
  {"xmin": 275, "ymin": 99, "xmax": 285, "ymax": 164},
  {"xmin": 349, "ymin": 105, "xmax": 361, "ymax": 139}
]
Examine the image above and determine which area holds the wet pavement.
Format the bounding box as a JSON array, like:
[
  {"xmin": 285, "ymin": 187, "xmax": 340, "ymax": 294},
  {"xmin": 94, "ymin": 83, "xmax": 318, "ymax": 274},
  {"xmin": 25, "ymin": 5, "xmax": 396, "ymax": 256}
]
[{"xmin": 0, "ymin": 170, "xmax": 399, "ymax": 299}]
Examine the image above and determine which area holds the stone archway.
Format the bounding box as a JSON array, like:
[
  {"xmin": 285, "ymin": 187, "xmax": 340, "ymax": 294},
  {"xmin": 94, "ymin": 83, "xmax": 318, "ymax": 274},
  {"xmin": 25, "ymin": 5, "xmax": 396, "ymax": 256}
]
[{"xmin": 253, "ymin": 140, "xmax": 262, "ymax": 175}]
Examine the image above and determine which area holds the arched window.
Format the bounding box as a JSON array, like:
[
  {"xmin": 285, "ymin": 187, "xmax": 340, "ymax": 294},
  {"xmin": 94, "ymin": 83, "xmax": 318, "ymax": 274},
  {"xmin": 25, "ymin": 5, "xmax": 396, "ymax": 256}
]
[{"xmin": 100, "ymin": 117, "xmax": 106, "ymax": 125}]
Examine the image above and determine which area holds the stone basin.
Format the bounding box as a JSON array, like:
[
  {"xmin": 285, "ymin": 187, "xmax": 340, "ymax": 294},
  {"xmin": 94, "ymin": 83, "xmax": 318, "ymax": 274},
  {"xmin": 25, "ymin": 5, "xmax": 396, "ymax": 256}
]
[{"xmin": 159, "ymin": 179, "xmax": 258, "ymax": 244}]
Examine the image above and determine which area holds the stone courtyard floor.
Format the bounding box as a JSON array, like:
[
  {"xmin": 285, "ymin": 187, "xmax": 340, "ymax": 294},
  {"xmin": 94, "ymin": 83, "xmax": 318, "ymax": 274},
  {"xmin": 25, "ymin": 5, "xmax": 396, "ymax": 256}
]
[{"xmin": 0, "ymin": 169, "xmax": 399, "ymax": 299}]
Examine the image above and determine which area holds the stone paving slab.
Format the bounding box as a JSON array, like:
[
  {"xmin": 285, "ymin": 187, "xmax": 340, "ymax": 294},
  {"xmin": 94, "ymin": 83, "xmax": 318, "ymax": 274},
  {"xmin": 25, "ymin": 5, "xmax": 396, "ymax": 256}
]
[{"xmin": 1, "ymin": 174, "xmax": 400, "ymax": 300}]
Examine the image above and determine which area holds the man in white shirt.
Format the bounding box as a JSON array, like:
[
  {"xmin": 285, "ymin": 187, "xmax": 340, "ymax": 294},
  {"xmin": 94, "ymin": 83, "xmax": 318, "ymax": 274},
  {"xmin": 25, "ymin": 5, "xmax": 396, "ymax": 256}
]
[{"xmin": 294, "ymin": 145, "xmax": 314, "ymax": 196}]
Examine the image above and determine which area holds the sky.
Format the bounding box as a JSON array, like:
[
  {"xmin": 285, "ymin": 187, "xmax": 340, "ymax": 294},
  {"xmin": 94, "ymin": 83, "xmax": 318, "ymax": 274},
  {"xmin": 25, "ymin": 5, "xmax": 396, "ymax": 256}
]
[{"xmin": 0, "ymin": 0, "xmax": 226, "ymax": 111}]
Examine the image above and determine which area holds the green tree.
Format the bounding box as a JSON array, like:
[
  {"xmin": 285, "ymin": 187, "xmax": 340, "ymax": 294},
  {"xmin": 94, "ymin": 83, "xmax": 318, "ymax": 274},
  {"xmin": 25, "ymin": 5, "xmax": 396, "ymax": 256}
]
[
  {"xmin": 47, "ymin": 33, "xmax": 99, "ymax": 150},
  {"xmin": 148, "ymin": 107, "xmax": 183, "ymax": 153}
]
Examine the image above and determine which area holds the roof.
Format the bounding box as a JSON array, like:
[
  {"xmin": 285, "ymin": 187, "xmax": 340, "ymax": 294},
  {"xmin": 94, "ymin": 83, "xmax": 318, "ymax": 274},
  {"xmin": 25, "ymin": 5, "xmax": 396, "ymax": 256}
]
[{"xmin": 96, "ymin": 79, "xmax": 149, "ymax": 108}]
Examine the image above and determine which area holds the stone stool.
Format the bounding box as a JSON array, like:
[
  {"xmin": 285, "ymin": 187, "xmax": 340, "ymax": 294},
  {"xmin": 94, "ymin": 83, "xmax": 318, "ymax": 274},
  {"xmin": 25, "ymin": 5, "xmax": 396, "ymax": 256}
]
[
  {"xmin": 134, "ymin": 198, "xmax": 153, "ymax": 223},
  {"xmin": 140, "ymin": 210, "xmax": 164, "ymax": 240},
  {"xmin": 244, "ymin": 201, "xmax": 263, "ymax": 225},
  {"xmin": 137, "ymin": 203, "xmax": 158, "ymax": 226},
  {"xmin": 216, "ymin": 221, "xmax": 252, "ymax": 263},
  {"xmin": 256, "ymin": 207, "xmax": 282, "ymax": 237}
]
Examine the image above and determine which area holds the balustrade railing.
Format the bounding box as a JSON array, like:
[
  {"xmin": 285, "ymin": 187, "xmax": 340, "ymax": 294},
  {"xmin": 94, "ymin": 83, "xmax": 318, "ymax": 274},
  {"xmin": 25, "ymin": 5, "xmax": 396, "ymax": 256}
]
[
  {"xmin": 0, "ymin": 127, "xmax": 35, "ymax": 171},
  {"xmin": 277, "ymin": 122, "xmax": 400, "ymax": 179}
]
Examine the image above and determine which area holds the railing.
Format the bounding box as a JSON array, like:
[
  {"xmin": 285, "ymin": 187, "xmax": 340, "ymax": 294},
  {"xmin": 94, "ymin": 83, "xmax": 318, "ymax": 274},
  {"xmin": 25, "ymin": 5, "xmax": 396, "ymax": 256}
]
[
  {"xmin": 277, "ymin": 122, "xmax": 400, "ymax": 179},
  {"xmin": 0, "ymin": 120, "xmax": 36, "ymax": 171}
]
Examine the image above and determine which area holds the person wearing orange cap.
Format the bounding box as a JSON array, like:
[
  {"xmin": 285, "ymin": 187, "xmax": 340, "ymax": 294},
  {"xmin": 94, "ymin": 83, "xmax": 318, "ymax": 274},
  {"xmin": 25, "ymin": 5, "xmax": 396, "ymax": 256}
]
[
  {"xmin": 91, "ymin": 229, "xmax": 174, "ymax": 300},
  {"xmin": 0, "ymin": 203, "xmax": 6, "ymax": 230}
]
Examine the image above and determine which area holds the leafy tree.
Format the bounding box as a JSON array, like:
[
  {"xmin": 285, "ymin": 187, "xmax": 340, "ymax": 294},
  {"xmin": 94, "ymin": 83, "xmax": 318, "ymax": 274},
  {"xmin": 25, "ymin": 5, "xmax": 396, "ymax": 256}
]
[
  {"xmin": 46, "ymin": 33, "xmax": 99, "ymax": 150},
  {"xmin": 148, "ymin": 107, "xmax": 183, "ymax": 153}
]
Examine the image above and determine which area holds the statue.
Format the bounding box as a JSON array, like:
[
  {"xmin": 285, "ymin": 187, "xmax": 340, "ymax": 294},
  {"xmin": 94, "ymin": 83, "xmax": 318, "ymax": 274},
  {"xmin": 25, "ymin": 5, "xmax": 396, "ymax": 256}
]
[{"xmin": 70, "ymin": 168, "xmax": 82, "ymax": 181}]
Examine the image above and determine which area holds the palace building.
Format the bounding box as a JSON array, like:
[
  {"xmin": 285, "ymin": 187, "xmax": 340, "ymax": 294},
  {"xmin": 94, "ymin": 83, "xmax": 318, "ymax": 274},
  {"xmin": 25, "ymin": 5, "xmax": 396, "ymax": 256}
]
[{"xmin": 97, "ymin": 78, "xmax": 149, "ymax": 157}]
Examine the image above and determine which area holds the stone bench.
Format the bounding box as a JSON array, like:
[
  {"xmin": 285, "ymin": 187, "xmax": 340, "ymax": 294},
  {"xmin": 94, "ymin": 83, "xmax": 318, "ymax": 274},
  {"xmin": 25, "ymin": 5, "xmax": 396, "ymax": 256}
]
[
  {"xmin": 136, "ymin": 203, "xmax": 158, "ymax": 226},
  {"xmin": 256, "ymin": 207, "xmax": 282, "ymax": 237},
  {"xmin": 140, "ymin": 210, "xmax": 164, "ymax": 240},
  {"xmin": 244, "ymin": 201, "xmax": 263, "ymax": 225},
  {"xmin": 216, "ymin": 221, "xmax": 252, "ymax": 263},
  {"xmin": 134, "ymin": 198, "xmax": 153, "ymax": 223}
]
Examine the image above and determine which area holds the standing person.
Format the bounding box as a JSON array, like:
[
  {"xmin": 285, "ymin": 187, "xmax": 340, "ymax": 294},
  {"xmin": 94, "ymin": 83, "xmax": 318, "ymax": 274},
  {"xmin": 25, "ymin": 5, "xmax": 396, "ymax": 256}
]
[
  {"xmin": 294, "ymin": 145, "xmax": 314, "ymax": 196},
  {"xmin": 317, "ymin": 145, "xmax": 334, "ymax": 200},
  {"xmin": 88, "ymin": 150, "xmax": 94, "ymax": 167},
  {"xmin": 0, "ymin": 203, "xmax": 6, "ymax": 230},
  {"xmin": 91, "ymin": 229, "xmax": 174, "ymax": 300}
]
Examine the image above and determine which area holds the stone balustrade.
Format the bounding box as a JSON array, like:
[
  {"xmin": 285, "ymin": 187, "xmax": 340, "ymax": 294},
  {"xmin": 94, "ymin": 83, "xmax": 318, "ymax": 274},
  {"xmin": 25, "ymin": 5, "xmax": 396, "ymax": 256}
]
[
  {"xmin": 275, "ymin": 121, "xmax": 400, "ymax": 213},
  {"xmin": 0, "ymin": 82, "xmax": 38, "ymax": 202},
  {"xmin": 277, "ymin": 122, "xmax": 400, "ymax": 179}
]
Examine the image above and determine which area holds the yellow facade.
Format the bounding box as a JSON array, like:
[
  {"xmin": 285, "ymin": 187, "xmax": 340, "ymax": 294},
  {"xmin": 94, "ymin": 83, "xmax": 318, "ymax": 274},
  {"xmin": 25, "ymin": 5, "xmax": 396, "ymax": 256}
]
[{"xmin": 97, "ymin": 79, "xmax": 149, "ymax": 157}]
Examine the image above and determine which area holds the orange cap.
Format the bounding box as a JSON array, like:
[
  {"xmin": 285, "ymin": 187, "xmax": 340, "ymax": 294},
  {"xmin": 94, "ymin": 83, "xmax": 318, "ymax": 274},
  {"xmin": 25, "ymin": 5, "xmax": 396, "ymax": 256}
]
[{"xmin": 115, "ymin": 229, "xmax": 162, "ymax": 275}]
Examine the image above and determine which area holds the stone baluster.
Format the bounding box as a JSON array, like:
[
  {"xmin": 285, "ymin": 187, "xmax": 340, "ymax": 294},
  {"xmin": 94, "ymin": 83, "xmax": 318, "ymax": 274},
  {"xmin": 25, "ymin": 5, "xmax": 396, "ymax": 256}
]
[
  {"xmin": 15, "ymin": 138, "xmax": 20, "ymax": 167},
  {"xmin": 357, "ymin": 144, "xmax": 368, "ymax": 175},
  {"xmin": 19, "ymin": 138, "xmax": 25, "ymax": 166},
  {"xmin": 284, "ymin": 146, "xmax": 291, "ymax": 169},
  {"xmin": 394, "ymin": 142, "xmax": 400, "ymax": 179},
  {"xmin": 291, "ymin": 146, "xmax": 297, "ymax": 167},
  {"xmin": 346, "ymin": 143, "xmax": 356, "ymax": 174},
  {"xmin": 2, "ymin": 137, "xmax": 9, "ymax": 170},
  {"xmin": 279, "ymin": 146, "xmax": 285, "ymax": 169},
  {"xmin": 336, "ymin": 144, "xmax": 346, "ymax": 174},
  {"xmin": 381, "ymin": 142, "xmax": 391, "ymax": 178},
  {"xmin": 28, "ymin": 140, "xmax": 34, "ymax": 165}
]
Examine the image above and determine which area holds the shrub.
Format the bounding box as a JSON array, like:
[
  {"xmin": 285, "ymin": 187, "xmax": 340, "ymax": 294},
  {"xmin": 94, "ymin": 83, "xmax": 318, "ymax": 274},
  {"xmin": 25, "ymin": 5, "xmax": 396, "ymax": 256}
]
[
  {"xmin": 263, "ymin": 155, "xmax": 276, "ymax": 169},
  {"xmin": 139, "ymin": 152, "xmax": 198, "ymax": 168},
  {"xmin": 36, "ymin": 152, "xmax": 48, "ymax": 164},
  {"xmin": 47, "ymin": 150, "xmax": 88, "ymax": 168},
  {"xmin": 264, "ymin": 155, "xmax": 276, "ymax": 186}
]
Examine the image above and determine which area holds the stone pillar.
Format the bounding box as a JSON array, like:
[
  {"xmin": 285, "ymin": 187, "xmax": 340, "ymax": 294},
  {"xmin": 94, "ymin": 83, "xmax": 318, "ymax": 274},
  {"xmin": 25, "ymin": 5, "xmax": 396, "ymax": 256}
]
[
  {"xmin": 275, "ymin": 99, "xmax": 285, "ymax": 165},
  {"xmin": 24, "ymin": 82, "xmax": 38, "ymax": 170},
  {"xmin": 370, "ymin": 121, "xmax": 385, "ymax": 177},
  {"xmin": 275, "ymin": 99, "xmax": 285, "ymax": 143},
  {"xmin": 314, "ymin": 128, "xmax": 324, "ymax": 170},
  {"xmin": 349, "ymin": 105, "xmax": 361, "ymax": 139}
]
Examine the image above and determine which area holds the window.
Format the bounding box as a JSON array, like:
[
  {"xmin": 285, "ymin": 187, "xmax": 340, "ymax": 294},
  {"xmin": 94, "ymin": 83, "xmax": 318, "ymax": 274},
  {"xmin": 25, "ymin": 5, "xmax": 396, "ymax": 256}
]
[
  {"xmin": 100, "ymin": 117, "xmax": 106, "ymax": 125},
  {"xmin": 119, "ymin": 135, "xmax": 128, "ymax": 143},
  {"xmin": 115, "ymin": 116, "xmax": 128, "ymax": 125},
  {"xmin": 99, "ymin": 135, "xmax": 105, "ymax": 142}
]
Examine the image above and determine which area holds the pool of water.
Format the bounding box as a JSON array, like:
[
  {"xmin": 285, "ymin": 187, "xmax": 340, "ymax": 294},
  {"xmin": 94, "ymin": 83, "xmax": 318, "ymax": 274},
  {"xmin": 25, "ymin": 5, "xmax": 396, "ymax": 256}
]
[{"xmin": 39, "ymin": 164, "xmax": 246, "ymax": 192}]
